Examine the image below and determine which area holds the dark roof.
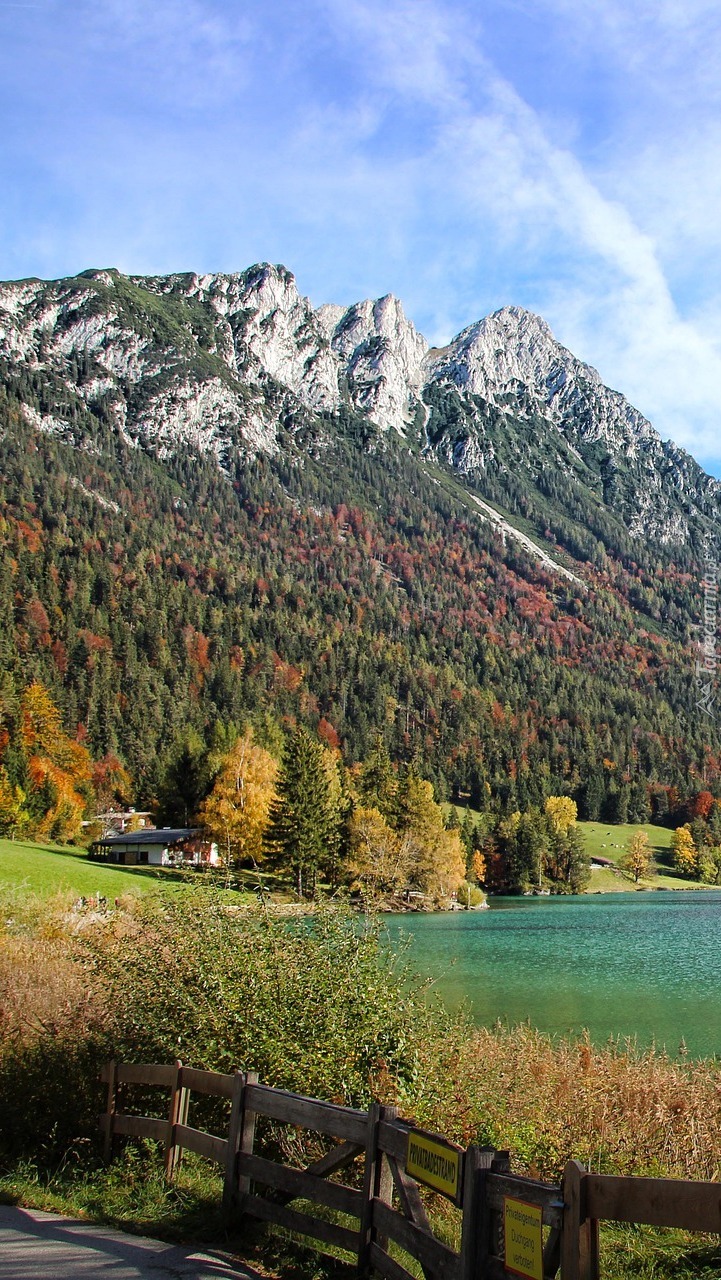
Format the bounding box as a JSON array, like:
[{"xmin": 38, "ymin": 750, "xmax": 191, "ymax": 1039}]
[{"xmin": 94, "ymin": 828, "xmax": 200, "ymax": 847}]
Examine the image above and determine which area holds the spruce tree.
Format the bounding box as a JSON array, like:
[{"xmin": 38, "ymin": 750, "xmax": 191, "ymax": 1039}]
[{"xmin": 264, "ymin": 727, "xmax": 335, "ymax": 898}]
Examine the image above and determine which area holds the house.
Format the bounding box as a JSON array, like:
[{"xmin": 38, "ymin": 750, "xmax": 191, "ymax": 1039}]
[
  {"xmin": 84, "ymin": 809, "xmax": 154, "ymax": 837},
  {"xmin": 91, "ymin": 827, "xmax": 220, "ymax": 868}
]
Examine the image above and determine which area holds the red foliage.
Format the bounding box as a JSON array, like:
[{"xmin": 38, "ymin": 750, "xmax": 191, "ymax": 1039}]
[
  {"xmin": 689, "ymin": 790, "xmax": 715, "ymax": 820},
  {"xmin": 317, "ymin": 717, "xmax": 340, "ymax": 750},
  {"xmin": 51, "ymin": 639, "xmax": 68, "ymax": 673}
]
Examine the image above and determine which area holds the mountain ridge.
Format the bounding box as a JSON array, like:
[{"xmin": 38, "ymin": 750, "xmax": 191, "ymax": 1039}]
[{"xmin": 1, "ymin": 261, "xmax": 716, "ymax": 556}]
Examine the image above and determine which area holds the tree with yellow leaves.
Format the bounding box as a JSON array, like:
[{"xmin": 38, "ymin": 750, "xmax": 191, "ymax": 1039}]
[
  {"xmin": 622, "ymin": 830, "xmax": 653, "ymax": 884},
  {"xmin": 0, "ymin": 766, "xmax": 29, "ymax": 839},
  {"xmin": 346, "ymin": 806, "xmax": 410, "ymax": 903},
  {"xmin": 471, "ymin": 849, "xmax": 487, "ymax": 886},
  {"xmin": 672, "ymin": 825, "xmax": 697, "ymax": 878},
  {"xmin": 544, "ymin": 795, "xmax": 578, "ymax": 835},
  {"xmin": 397, "ymin": 773, "xmax": 466, "ymax": 905},
  {"xmin": 18, "ymin": 682, "xmax": 93, "ymax": 842},
  {"xmin": 198, "ymin": 730, "xmax": 278, "ymax": 867}
]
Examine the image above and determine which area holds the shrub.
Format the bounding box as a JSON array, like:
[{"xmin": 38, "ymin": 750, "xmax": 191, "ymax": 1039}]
[{"xmin": 86, "ymin": 891, "xmax": 435, "ymax": 1108}]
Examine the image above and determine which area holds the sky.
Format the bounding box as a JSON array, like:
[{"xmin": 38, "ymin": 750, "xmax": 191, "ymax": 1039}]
[{"xmin": 2, "ymin": 0, "xmax": 721, "ymax": 475}]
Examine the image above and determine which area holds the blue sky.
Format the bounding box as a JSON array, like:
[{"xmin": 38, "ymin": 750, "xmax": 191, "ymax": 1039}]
[{"xmin": 2, "ymin": 0, "xmax": 721, "ymax": 475}]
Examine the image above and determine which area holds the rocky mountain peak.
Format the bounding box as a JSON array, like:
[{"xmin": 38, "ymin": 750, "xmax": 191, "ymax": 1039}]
[
  {"xmin": 324, "ymin": 292, "xmax": 428, "ymax": 434},
  {"xmin": 0, "ymin": 261, "xmax": 717, "ymax": 550},
  {"xmin": 426, "ymin": 302, "xmax": 660, "ymax": 455}
]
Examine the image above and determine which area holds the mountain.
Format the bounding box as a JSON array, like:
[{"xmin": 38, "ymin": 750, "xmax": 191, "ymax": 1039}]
[{"xmin": 0, "ymin": 262, "xmax": 718, "ymax": 815}]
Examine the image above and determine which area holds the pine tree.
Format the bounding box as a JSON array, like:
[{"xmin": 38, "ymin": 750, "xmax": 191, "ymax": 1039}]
[
  {"xmin": 358, "ymin": 735, "xmax": 397, "ymax": 822},
  {"xmin": 264, "ymin": 727, "xmax": 336, "ymax": 898},
  {"xmin": 582, "ymin": 773, "xmax": 604, "ymax": 822},
  {"xmin": 157, "ymin": 729, "xmax": 209, "ymax": 826}
]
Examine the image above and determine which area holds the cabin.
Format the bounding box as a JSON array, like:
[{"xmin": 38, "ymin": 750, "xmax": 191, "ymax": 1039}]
[{"xmin": 91, "ymin": 827, "xmax": 219, "ymax": 868}]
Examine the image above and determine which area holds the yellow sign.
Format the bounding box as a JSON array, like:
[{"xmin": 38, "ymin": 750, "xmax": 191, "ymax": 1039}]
[
  {"xmin": 405, "ymin": 1130, "xmax": 461, "ymax": 1200},
  {"xmin": 503, "ymin": 1197, "xmax": 543, "ymax": 1280}
]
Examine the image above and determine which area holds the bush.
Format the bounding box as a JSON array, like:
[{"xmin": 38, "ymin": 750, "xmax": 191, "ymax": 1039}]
[{"xmin": 86, "ymin": 891, "xmax": 435, "ymax": 1108}]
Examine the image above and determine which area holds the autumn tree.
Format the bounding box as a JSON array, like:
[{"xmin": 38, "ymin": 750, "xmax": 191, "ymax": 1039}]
[
  {"xmin": 198, "ymin": 730, "xmax": 278, "ymax": 867},
  {"xmin": 0, "ymin": 766, "xmax": 29, "ymax": 839},
  {"xmin": 346, "ymin": 807, "xmax": 410, "ymax": 903},
  {"xmin": 92, "ymin": 752, "xmax": 133, "ymax": 813},
  {"xmin": 545, "ymin": 796, "xmax": 578, "ymax": 835},
  {"xmin": 18, "ymin": 682, "xmax": 93, "ymax": 842},
  {"xmin": 471, "ymin": 849, "xmax": 487, "ymax": 887},
  {"xmin": 622, "ymin": 830, "xmax": 653, "ymax": 884},
  {"xmin": 396, "ymin": 773, "xmax": 465, "ymax": 905},
  {"xmin": 672, "ymin": 825, "xmax": 697, "ymax": 878}
]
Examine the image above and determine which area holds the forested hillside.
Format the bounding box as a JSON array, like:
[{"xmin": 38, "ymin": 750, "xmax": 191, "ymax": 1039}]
[{"xmin": 0, "ymin": 264, "xmax": 719, "ymax": 851}]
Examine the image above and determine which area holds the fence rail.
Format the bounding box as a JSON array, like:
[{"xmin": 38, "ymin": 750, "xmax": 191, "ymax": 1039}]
[{"xmin": 99, "ymin": 1060, "xmax": 721, "ymax": 1280}]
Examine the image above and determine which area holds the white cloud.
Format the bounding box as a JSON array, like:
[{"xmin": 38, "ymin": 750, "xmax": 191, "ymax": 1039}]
[
  {"xmin": 311, "ymin": 0, "xmax": 721, "ymax": 467},
  {"xmin": 4, "ymin": 0, "xmax": 721, "ymax": 470}
]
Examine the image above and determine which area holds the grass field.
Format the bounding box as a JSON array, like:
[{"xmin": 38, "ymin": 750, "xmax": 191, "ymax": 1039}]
[
  {"xmin": 578, "ymin": 821, "xmax": 709, "ymax": 891},
  {"xmin": 446, "ymin": 804, "xmax": 708, "ymax": 893},
  {"xmin": 0, "ymin": 838, "xmax": 303, "ymax": 905},
  {"xmin": 0, "ymin": 838, "xmax": 185, "ymax": 899}
]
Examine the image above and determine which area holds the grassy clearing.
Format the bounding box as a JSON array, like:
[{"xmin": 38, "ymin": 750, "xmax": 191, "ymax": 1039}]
[
  {"xmin": 579, "ymin": 822, "xmax": 709, "ymax": 891},
  {"xmin": 0, "ymin": 838, "xmax": 190, "ymax": 899},
  {"xmin": 445, "ymin": 809, "xmax": 706, "ymax": 893},
  {"xmin": 0, "ymin": 837, "xmax": 312, "ymax": 906}
]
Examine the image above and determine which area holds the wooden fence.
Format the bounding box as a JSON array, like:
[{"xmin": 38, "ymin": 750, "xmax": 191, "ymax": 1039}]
[{"xmin": 100, "ymin": 1061, "xmax": 721, "ymax": 1280}]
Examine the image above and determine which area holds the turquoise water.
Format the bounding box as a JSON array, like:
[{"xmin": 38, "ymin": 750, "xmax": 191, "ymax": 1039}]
[{"xmin": 385, "ymin": 892, "xmax": 721, "ymax": 1059}]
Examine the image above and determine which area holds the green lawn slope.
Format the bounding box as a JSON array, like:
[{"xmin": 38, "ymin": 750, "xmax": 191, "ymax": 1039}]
[
  {"xmin": 0, "ymin": 838, "xmax": 179, "ymax": 899},
  {"xmin": 446, "ymin": 807, "xmax": 710, "ymax": 894},
  {"xmin": 579, "ymin": 821, "xmax": 708, "ymax": 891}
]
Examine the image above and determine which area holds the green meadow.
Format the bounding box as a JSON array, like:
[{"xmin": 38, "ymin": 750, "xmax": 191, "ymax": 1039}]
[
  {"xmin": 446, "ymin": 805, "xmax": 707, "ymax": 893},
  {"xmin": 579, "ymin": 821, "xmax": 708, "ymax": 891},
  {"xmin": 0, "ymin": 838, "xmax": 172, "ymax": 899}
]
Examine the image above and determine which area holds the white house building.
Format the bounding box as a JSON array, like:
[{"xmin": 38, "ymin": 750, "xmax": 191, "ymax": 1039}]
[{"xmin": 91, "ymin": 828, "xmax": 220, "ymax": 868}]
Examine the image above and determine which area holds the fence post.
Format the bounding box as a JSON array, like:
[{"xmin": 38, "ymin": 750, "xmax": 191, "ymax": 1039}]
[
  {"xmin": 376, "ymin": 1105, "xmax": 398, "ymax": 1252},
  {"xmin": 223, "ymin": 1070, "xmax": 246, "ymax": 1214},
  {"xmin": 358, "ymin": 1101, "xmax": 394, "ymax": 1278},
  {"xmin": 101, "ymin": 1059, "xmax": 118, "ymax": 1163},
  {"xmin": 459, "ymin": 1145, "xmax": 495, "ymax": 1280},
  {"xmin": 235, "ymin": 1069, "xmax": 259, "ymax": 1211},
  {"xmin": 164, "ymin": 1059, "xmax": 187, "ymax": 1181},
  {"xmin": 561, "ymin": 1160, "xmax": 599, "ymax": 1280}
]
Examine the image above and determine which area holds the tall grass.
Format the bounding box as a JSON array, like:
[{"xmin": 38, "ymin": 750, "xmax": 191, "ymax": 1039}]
[{"xmin": 404, "ymin": 1023, "xmax": 721, "ymax": 1181}]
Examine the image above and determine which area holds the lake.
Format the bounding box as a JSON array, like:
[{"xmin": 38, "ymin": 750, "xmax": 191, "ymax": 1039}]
[{"xmin": 384, "ymin": 891, "xmax": 721, "ymax": 1059}]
